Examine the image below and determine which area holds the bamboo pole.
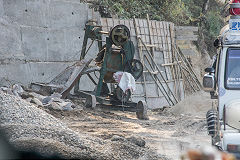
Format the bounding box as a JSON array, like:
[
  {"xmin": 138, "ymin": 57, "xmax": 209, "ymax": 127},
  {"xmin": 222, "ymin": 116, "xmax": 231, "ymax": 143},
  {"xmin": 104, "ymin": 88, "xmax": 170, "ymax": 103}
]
[
  {"xmin": 145, "ymin": 65, "xmax": 174, "ymax": 106},
  {"xmin": 168, "ymin": 24, "xmax": 179, "ymax": 100},
  {"xmin": 139, "ymin": 37, "xmax": 179, "ymax": 104},
  {"xmin": 144, "ymin": 55, "xmax": 176, "ymax": 105},
  {"xmin": 146, "ymin": 14, "xmax": 160, "ymax": 97},
  {"xmin": 173, "ymin": 55, "xmax": 197, "ymax": 92},
  {"xmin": 173, "ymin": 46, "xmax": 201, "ymax": 91},
  {"xmin": 133, "ymin": 17, "xmax": 148, "ymax": 101},
  {"xmin": 176, "ymin": 46, "xmax": 202, "ymax": 89}
]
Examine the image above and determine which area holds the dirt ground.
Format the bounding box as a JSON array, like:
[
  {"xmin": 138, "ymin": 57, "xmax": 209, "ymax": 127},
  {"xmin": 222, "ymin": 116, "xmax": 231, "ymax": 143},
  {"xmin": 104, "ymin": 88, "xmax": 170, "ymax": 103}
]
[{"xmin": 44, "ymin": 91, "xmax": 214, "ymax": 160}]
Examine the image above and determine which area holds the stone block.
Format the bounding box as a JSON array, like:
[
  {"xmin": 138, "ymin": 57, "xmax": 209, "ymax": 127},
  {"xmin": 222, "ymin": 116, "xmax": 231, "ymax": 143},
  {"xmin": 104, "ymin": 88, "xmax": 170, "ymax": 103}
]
[
  {"xmin": 146, "ymin": 83, "xmax": 159, "ymax": 97},
  {"xmin": 3, "ymin": 0, "xmax": 48, "ymax": 27},
  {"xmin": 48, "ymin": 1, "xmax": 88, "ymax": 29},
  {"xmin": 28, "ymin": 62, "xmax": 74, "ymax": 83},
  {"xmin": 63, "ymin": 27, "xmax": 85, "ymax": 61},
  {"xmin": 0, "ymin": 62, "xmax": 74, "ymax": 86},
  {"xmin": 134, "ymin": 83, "xmax": 144, "ymax": 95},
  {"xmin": 21, "ymin": 26, "xmax": 48, "ymax": 61},
  {"xmin": 24, "ymin": 0, "xmax": 48, "ymax": 27},
  {"xmin": 47, "ymin": 28, "xmax": 65, "ymax": 61},
  {"xmin": 0, "ymin": 18, "xmax": 22, "ymax": 58},
  {"xmin": 0, "ymin": 0, "xmax": 4, "ymax": 16},
  {"xmin": 3, "ymin": 0, "xmax": 25, "ymax": 24}
]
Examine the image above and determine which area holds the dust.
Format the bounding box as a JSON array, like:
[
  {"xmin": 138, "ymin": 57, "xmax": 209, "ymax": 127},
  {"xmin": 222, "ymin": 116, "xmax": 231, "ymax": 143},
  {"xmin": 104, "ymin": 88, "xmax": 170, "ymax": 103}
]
[{"xmin": 169, "ymin": 91, "xmax": 215, "ymax": 117}]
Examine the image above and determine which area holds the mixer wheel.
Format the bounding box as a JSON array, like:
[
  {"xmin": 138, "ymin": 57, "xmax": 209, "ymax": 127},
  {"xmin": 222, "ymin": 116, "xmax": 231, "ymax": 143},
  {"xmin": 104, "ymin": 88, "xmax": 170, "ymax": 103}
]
[{"xmin": 110, "ymin": 25, "xmax": 130, "ymax": 46}]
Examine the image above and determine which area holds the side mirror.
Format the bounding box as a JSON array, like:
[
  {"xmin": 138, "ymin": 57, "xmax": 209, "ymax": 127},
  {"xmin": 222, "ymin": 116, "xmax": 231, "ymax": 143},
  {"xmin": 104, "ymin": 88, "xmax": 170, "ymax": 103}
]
[
  {"xmin": 213, "ymin": 38, "xmax": 220, "ymax": 48},
  {"xmin": 203, "ymin": 73, "xmax": 215, "ymax": 92},
  {"xmin": 205, "ymin": 67, "xmax": 215, "ymax": 73}
]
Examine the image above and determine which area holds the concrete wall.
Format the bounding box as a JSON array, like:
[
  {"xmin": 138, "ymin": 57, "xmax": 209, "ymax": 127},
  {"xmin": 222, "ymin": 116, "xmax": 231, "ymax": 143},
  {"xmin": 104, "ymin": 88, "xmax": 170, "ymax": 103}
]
[
  {"xmin": 0, "ymin": 0, "xmax": 99, "ymax": 86},
  {"xmin": 0, "ymin": 1, "xmax": 188, "ymax": 109}
]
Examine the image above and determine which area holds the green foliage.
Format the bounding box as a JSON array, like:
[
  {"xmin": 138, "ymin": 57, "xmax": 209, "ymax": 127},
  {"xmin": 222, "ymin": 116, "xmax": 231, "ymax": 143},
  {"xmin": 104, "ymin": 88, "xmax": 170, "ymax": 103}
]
[
  {"xmin": 96, "ymin": 0, "xmax": 224, "ymax": 26},
  {"xmin": 206, "ymin": 11, "xmax": 223, "ymax": 37},
  {"xmin": 98, "ymin": 0, "xmax": 161, "ymax": 20},
  {"xmin": 92, "ymin": 0, "xmax": 225, "ymax": 55},
  {"xmin": 159, "ymin": 0, "xmax": 190, "ymax": 25}
]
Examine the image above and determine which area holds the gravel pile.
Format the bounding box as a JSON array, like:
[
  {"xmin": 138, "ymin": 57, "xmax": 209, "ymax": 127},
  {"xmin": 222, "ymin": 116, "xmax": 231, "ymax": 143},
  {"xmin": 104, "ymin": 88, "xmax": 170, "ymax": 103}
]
[{"xmin": 0, "ymin": 91, "xmax": 162, "ymax": 159}]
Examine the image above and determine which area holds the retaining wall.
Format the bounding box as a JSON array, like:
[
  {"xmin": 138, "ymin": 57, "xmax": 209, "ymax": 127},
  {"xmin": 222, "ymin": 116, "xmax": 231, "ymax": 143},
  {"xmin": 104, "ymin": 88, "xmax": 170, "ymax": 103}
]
[{"xmin": 0, "ymin": 0, "xmax": 99, "ymax": 86}]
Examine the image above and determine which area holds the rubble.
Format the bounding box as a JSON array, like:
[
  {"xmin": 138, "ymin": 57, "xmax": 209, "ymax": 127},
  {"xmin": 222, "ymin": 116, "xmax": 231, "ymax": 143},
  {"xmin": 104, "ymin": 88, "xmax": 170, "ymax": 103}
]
[
  {"xmin": 126, "ymin": 136, "xmax": 146, "ymax": 147},
  {"xmin": 12, "ymin": 84, "xmax": 24, "ymax": 97},
  {"xmin": 30, "ymin": 98, "xmax": 43, "ymax": 106},
  {"xmin": 111, "ymin": 135, "xmax": 126, "ymax": 142},
  {"xmin": 42, "ymin": 93, "xmax": 74, "ymax": 111},
  {"xmin": 0, "ymin": 88, "xmax": 164, "ymax": 159},
  {"xmin": 0, "ymin": 84, "xmax": 75, "ymax": 112}
]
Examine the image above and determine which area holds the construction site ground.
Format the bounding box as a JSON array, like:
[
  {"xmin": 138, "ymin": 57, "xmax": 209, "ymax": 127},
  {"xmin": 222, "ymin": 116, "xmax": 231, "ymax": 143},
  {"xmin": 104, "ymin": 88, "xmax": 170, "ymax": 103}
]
[
  {"xmin": 0, "ymin": 84, "xmax": 214, "ymax": 159},
  {"xmin": 45, "ymin": 91, "xmax": 213, "ymax": 159}
]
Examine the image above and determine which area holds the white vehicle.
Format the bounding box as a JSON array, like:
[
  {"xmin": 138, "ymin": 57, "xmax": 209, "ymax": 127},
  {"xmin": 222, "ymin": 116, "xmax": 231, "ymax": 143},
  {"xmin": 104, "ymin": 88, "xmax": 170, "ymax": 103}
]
[{"xmin": 203, "ymin": 2, "xmax": 240, "ymax": 157}]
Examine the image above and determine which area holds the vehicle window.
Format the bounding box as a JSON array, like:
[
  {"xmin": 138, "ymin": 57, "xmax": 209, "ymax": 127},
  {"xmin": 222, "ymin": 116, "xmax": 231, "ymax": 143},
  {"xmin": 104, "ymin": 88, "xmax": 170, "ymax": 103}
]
[{"xmin": 225, "ymin": 48, "xmax": 240, "ymax": 89}]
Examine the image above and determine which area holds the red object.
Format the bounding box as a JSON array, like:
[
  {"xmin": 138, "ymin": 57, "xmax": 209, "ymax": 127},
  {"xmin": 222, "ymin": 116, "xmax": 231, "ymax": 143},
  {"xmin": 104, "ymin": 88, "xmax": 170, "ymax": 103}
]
[
  {"xmin": 230, "ymin": 0, "xmax": 240, "ymax": 15},
  {"xmin": 227, "ymin": 144, "xmax": 238, "ymax": 152}
]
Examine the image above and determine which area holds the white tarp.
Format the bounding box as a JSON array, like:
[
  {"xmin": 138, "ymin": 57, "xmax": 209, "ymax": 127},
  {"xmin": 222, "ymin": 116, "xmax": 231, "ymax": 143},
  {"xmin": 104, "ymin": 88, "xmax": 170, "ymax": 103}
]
[{"xmin": 113, "ymin": 72, "xmax": 136, "ymax": 93}]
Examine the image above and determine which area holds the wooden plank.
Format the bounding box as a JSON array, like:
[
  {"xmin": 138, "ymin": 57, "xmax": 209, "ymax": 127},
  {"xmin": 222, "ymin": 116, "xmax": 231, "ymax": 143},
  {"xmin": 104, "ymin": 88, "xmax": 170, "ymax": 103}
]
[
  {"xmin": 166, "ymin": 23, "xmax": 174, "ymax": 80},
  {"xmin": 113, "ymin": 18, "xmax": 119, "ymax": 26},
  {"xmin": 100, "ymin": 18, "xmax": 105, "ymax": 27},
  {"xmin": 160, "ymin": 22, "xmax": 166, "ymax": 51},
  {"xmin": 133, "ymin": 17, "xmax": 148, "ymax": 102},
  {"xmin": 175, "ymin": 26, "xmax": 198, "ymax": 32},
  {"xmin": 101, "ymin": 18, "xmax": 108, "ymax": 31},
  {"xmin": 125, "ymin": 20, "xmax": 131, "ymax": 31},
  {"xmin": 61, "ymin": 60, "xmax": 92, "ymax": 98},
  {"xmin": 145, "ymin": 34, "xmax": 150, "ymax": 44},
  {"xmin": 175, "ymin": 32, "xmax": 197, "ymax": 36},
  {"xmin": 155, "ymin": 22, "xmax": 161, "ymax": 49},
  {"xmin": 107, "ymin": 18, "xmax": 114, "ymax": 30},
  {"xmin": 155, "ymin": 21, "xmax": 163, "ymax": 51},
  {"xmin": 169, "ymin": 23, "xmax": 180, "ymax": 100},
  {"xmin": 129, "ymin": 20, "xmax": 136, "ymax": 36},
  {"xmin": 105, "ymin": 18, "xmax": 110, "ymax": 31},
  {"xmin": 143, "ymin": 19, "xmax": 148, "ymax": 27},
  {"xmin": 175, "ymin": 35, "xmax": 198, "ymax": 41},
  {"xmin": 147, "ymin": 15, "xmax": 160, "ymax": 97},
  {"xmin": 142, "ymin": 19, "xmax": 149, "ymax": 44},
  {"xmin": 119, "ymin": 19, "xmax": 125, "ymax": 25},
  {"xmin": 130, "ymin": 20, "xmax": 134, "ymax": 28},
  {"xmin": 162, "ymin": 22, "xmax": 172, "ymax": 80},
  {"xmin": 139, "ymin": 44, "xmax": 156, "ymax": 47}
]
